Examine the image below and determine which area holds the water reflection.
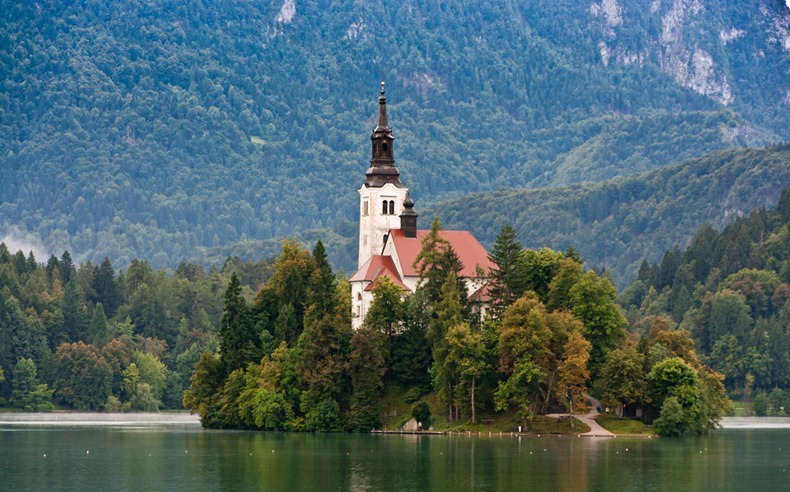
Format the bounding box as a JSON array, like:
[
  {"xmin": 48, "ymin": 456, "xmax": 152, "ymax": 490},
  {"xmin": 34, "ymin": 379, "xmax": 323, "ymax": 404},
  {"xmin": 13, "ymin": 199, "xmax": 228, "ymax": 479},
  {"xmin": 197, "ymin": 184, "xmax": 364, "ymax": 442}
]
[{"xmin": 1, "ymin": 425, "xmax": 788, "ymax": 491}]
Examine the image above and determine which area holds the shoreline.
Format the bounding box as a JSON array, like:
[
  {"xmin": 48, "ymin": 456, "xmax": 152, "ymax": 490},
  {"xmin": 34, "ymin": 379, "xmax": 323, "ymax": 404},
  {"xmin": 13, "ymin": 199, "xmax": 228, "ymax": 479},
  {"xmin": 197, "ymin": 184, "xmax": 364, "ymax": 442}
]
[
  {"xmin": 2, "ymin": 413, "xmax": 788, "ymax": 432},
  {"xmin": 0, "ymin": 411, "xmax": 202, "ymax": 426},
  {"xmin": 718, "ymin": 416, "xmax": 790, "ymax": 429}
]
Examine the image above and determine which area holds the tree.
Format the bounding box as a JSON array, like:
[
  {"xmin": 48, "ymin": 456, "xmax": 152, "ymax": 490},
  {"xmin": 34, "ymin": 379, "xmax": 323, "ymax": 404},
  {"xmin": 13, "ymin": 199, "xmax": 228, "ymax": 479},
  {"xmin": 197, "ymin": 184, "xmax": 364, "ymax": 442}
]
[
  {"xmin": 11, "ymin": 358, "xmax": 54, "ymax": 411},
  {"xmin": 522, "ymin": 248, "xmax": 565, "ymax": 302},
  {"xmin": 429, "ymin": 272, "xmax": 465, "ymax": 420},
  {"xmin": 445, "ymin": 323, "xmax": 488, "ymax": 422},
  {"xmin": 296, "ymin": 310, "xmax": 352, "ymax": 430},
  {"xmin": 693, "ymin": 289, "xmax": 752, "ymax": 353},
  {"xmin": 304, "ymin": 241, "xmax": 337, "ymax": 328},
  {"xmin": 89, "ymin": 303, "xmax": 110, "ymax": 347},
  {"xmin": 568, "ymin": 271, "xmax": 627, "ymax": 377},
  {"xmin": 546, "ymin": 258, "xmax": 584, "ymax": 312},
  {"xmin": 487, "ymin": 224, "xmax": 528, "ymax": 317},
  {"xmin": 51, "ymin": 341, "xmax": 112, "ymax": 410},
  {"xmin": 365, "ymin": 276, "xmax": 405, "ymax": 340},
  {"xmin": 254, "ymin": 239, "xmax": 316, "ymax": 345},
  {"xmin": 597, "ymin": 345, "xmax": 649, "ymax": 411},
  {"xmin": 495, "ymin": 358, "xmax": 544, "ymax": 430},
  {"xmin": 389, "ymin": 291, "xmax": 432, "ymax": 388},
  {"xmin": 645, "ymin": 356, "xmax": 728, "ymax": 436},
  {"xmin": 90, "ymin": 257, "xmax": 122, "ymax": 317},
  {"xmin": 652, "ymin": 397, "xmax": 687, "ymax": 437},
  {"xmin": 60, "ymin": 280, "xmax": 89, "ymax": 344},
  {"xmin": 132, "ymin": 350, "xmax": 168, "ymax": 402},
  {"xmin": 555, "ymin": 330, "xmax": 591, "ymax": 418},
  {"xmin": 183, "ymin": 352, "xmax": 224, "ymax": 426},
  {"xmin": 219, "ymin": 273, "xmax": 257, "ymax": 373},
  {"xmin": 414, "ymin": 217, "xmax": 465, "ymax": 306},
  {"xmin": 348, "ymin": 327, "xmax": 387, "ymax": 431},
  {"xmin": 411, "ymin": 401, "xmax": 431, "ymax": 429}
]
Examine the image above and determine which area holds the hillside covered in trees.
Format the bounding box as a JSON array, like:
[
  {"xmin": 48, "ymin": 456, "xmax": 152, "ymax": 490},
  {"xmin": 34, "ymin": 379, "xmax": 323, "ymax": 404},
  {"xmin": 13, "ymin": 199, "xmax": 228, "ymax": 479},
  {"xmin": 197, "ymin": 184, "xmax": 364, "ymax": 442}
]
[
  {"xmin": 434, "ymin": 144, "xmax": 790, "ymax": 285},
  {"xmin": 4, "ymin": 191, "xmax": 787, "ymax": 434},
  {"xmin": 2, "ymin": 0, "xmax": 789, "ymax": 269},
  {"xmin": 619, "ymin": 188, "xmax": 790, "ymax": 413}
]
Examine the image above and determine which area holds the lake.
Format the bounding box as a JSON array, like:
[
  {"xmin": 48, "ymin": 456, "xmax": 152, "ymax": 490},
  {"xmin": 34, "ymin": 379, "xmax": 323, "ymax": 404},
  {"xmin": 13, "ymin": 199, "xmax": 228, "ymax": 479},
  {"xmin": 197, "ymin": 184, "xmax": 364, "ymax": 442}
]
[{"xmin": 1, "ymin": 415, "xmax": 788, "ymax": 491}]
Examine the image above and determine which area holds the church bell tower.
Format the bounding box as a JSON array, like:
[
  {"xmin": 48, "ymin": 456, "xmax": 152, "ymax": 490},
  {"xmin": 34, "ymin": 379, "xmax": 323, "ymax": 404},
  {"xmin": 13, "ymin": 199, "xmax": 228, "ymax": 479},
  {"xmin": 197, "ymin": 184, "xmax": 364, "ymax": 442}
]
[{"xmin": 357, "ymin": 82, "xmax": 409, "ymax": 268}]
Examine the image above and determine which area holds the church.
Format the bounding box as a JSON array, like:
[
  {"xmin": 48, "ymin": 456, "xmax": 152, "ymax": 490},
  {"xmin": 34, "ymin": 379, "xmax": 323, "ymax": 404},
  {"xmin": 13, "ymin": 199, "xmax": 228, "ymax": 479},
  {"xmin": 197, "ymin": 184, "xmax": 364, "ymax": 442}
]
[{"xmin": 350, "ymin": 83, "xmax": 495, "ymax": 329}]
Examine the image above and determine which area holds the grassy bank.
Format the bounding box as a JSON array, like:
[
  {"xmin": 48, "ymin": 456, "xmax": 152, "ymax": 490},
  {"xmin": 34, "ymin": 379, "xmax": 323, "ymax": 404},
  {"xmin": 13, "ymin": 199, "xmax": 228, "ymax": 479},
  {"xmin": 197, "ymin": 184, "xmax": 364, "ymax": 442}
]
[
  {"xmin": 595, "ymin": 415, "xmax": 653, "ymax": 435},
  {"xmin": 378, "ymin": 387, "xmax": 590, "ymax": 435}
]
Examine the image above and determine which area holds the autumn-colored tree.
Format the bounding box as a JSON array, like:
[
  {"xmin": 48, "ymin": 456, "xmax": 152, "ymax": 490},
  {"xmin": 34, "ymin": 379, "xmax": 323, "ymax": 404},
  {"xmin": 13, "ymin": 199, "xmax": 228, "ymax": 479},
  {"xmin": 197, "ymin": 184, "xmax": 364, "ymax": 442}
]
[
  {"xmin": 51, "ymin": 341, "xmax": 112, "ymax": 410},
  {"xmin": 555, "ymin": 330, "xmax": 591, "ymax": 417}
]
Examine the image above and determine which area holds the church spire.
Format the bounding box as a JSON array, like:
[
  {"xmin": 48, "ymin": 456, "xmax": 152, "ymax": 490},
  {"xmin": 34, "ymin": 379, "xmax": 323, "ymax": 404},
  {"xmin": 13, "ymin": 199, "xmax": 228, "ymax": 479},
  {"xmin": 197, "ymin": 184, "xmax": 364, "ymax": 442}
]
[
  {"xmin": 375, "ymin": 81, "xmax": 389, "ymax": 132},
  {"xmin": 365, "ymin": 81, "xmax": 403, "ymax": 188}
]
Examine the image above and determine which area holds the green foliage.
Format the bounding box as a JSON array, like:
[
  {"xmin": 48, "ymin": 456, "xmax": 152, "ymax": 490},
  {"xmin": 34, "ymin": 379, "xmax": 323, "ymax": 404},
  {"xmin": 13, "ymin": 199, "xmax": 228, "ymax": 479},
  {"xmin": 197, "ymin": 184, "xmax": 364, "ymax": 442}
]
[
  {"xmin": 621, "ymin": 188, "xmax": 790, "ymax": 392},
  {"xmin": 415, "ymin": 218, "xmax": 466, "ymax": 307},
  {"xmin": 219, "ymin": 273, "xmax": 257, "ymax": 374},
  {"xmin": 446, "ymin": 323, "xmax": 489, "ymax": 422},
  {"xmin": 5, "ymin": 1, "xmax": 785, "ymax": 273},
  {"xmin": 494, "ymin": 358, "xmax": 544, "ymax": 429},
  {"xmin": 11, "ymin": 358, "xmax": 54, "ymax": 411},
  {"xmin": 51, "ymin": 341, "xmax": 113, "ymax": 410},
  {"xmin": 411, "ymin": 401, "xmax": 431, "ymax": 429},
  {"xmin": 487, "ymin": 225, "xmax": 529, "ymax": 317},
  {"xmin": 347, "ymin": 328, "xmax": 387, "ymax": 431},
  {"xmin": 365, "ymin": 276, "xmax": 405, "ymax": 338},
  {"xmin": 597, "ymin": 345, "xmax": 649, "ymax": 410},
  {"xmin": 428, "ymin": 272, "xmax": 465, "ymax": 419},
  {"xmin": 652, "ymin": 397, "xmax": 687, "ymax": 437},
  {"xmin": 183, "ymin": 352, "xmax": 224, "ymax": 423},
  {"xmin": 131, "ymin": 351, "xmax": 167, "ymax": 402},
  {"xmin": 568, "ymin": 272, "xmax": 627, "ymax": 377},
  {"xmin": 437, "ymin": 146, "xmax": 790, "ymax": 286}
]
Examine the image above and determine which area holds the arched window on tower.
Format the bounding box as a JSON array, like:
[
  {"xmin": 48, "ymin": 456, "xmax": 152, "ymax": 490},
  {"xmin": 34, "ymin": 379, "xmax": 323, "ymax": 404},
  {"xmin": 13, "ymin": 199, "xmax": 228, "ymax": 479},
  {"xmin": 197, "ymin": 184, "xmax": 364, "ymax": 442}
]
[
  {"xmin": 389, "ymin": 200, "xmax": 395, "ymax": 215},
  {"xmin": 382, "ymin": 142, "xmax": 388, "ymax": 153},
  {"xmin": 363, "ymin": 200, "xmax": 368, "ymax": 217},
  {"xmin": 382, "ymin": 201, "xmax": 388, "ymax": 215}
]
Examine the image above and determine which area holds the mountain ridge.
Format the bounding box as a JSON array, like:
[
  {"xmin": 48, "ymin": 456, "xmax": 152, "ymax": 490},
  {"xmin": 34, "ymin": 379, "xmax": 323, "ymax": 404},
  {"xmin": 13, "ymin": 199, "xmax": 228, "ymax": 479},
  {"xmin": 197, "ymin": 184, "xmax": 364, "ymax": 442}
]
[{"xmin": 1, "ymin": 0, "xmax": 788, "ymax": 269}]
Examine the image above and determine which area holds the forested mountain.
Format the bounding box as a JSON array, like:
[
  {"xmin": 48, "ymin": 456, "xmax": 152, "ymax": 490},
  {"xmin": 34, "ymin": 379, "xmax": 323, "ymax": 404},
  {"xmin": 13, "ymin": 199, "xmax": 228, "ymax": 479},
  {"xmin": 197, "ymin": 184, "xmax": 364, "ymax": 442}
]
[
  {"xmin": 434, "ymin": 144, "xmax": 790, "ymax": 286},
  {"xmin": 1, "ymin": 0, "xmax": 788, "ymax": 269},
  {"xmin": 618, "ymin": 188, "xmax": 790, "ymax": 403}
]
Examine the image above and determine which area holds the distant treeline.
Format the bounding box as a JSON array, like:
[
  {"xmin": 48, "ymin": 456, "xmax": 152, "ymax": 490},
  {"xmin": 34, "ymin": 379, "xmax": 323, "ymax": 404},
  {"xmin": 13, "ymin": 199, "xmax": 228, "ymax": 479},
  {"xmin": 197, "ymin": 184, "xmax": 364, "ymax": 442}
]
[
  {"xmin": 620, "ymin": 187, "xmax": 790, "ymax": 397},
  {"xmin": 0, "ymin": 244, "xmax": 272, "ymax": 412}
]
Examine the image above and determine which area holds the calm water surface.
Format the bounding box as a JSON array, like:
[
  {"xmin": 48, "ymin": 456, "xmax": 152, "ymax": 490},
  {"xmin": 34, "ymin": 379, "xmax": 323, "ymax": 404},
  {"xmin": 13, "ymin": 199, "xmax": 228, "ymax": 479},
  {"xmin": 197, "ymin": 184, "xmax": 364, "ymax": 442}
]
[{"xmin": 1, "ymin": 419, "xmax": 788, "ymax": 491}]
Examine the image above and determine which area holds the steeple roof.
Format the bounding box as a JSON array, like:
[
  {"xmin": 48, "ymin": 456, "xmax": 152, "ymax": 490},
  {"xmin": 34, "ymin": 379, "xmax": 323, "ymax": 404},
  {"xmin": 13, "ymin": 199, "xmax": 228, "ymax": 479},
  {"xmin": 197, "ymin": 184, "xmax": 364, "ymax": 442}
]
[{"xmin": 365, "ymin": 81, "xmax": 404, "ymax": 188}]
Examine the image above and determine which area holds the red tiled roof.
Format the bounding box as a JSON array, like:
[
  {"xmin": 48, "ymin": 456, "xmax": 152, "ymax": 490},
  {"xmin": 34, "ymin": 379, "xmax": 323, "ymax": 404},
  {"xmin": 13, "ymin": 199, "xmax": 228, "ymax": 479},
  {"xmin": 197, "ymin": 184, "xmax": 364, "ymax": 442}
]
[
  {"xmin": 470, "ymin": 281, "xmax": 494, "ymax": 303},
  {"xmin": 349, "ymin": 255, "xmax": 410, "ymax": 291},
  {"xmin": 389, "ymin": 229, "xmax": 495, "ymax": 278}
]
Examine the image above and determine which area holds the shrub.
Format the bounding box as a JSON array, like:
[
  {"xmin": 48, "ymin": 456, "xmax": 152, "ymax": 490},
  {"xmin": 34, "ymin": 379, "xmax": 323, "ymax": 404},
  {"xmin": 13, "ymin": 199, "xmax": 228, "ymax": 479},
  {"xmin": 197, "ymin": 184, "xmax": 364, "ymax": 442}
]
[{"xmin": 411, "ymin": 401, "xmax": 431, "ymax": 429}]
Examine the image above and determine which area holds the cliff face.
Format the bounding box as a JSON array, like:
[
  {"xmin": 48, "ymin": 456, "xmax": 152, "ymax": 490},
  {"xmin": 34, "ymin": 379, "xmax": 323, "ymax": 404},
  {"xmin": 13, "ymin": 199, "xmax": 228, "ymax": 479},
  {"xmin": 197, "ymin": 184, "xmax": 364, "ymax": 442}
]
[{"xmin": 590, "ymin": 0, "xmax": 789, "ymax": 107}]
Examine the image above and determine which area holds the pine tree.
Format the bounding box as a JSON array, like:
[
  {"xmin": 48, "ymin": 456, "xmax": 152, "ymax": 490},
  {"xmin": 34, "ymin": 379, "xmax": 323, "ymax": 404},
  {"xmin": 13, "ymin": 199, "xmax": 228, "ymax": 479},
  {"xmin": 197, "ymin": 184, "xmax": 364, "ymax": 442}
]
[
  {"xmin": 59, "ymin": 251, "xmax": 76, "ymax": 285},
  {"xmin": 90, "ymin": 257, "xmax": 122, "ymax": 317},
  {"xmin": 219, "ymin": 273, "xmax": 257, "ymax": 374},
  {"xmin": 487, "ymin": 224, "xmax": 528, "ymax": 318},
  {"xmin": 304, "ymin": 241, "xmax": 337, "ymax": 329}
]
